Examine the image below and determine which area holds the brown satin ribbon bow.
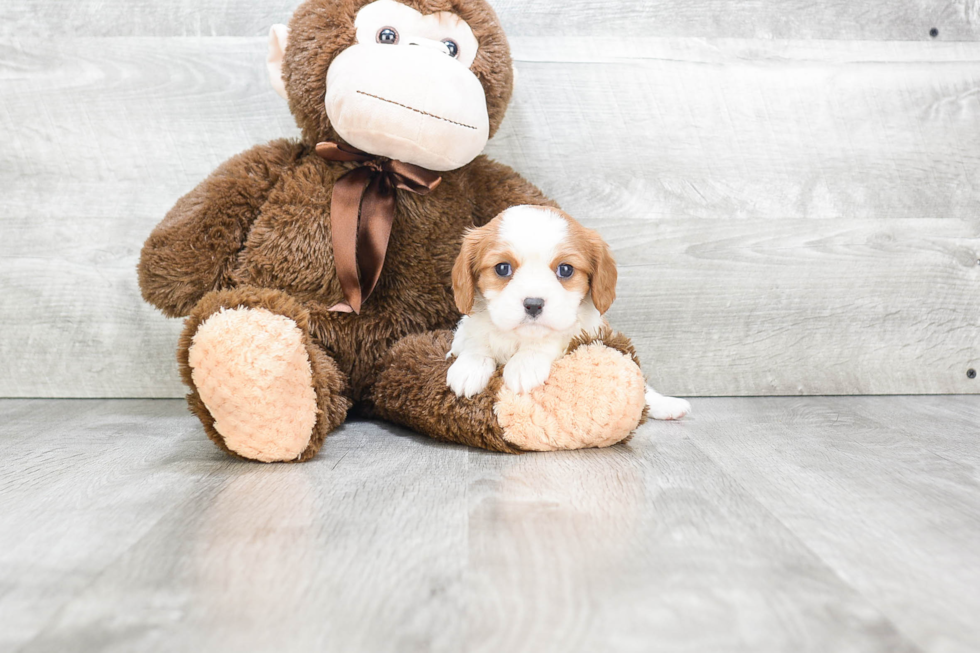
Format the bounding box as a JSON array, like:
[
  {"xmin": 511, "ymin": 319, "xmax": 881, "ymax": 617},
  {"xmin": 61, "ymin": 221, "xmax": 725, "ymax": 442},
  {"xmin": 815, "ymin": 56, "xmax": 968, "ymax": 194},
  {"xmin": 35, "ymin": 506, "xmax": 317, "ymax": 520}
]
[{"xmin": 315, "ymin": 141, "xmax": 443, "ymax": 314}]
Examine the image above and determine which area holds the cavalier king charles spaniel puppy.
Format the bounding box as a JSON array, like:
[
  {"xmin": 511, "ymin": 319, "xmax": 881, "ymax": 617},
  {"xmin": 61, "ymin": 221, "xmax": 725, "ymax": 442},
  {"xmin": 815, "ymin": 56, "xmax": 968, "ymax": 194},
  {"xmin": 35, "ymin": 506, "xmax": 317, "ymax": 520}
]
[{"xmin": 447, "ymin": 205, "xmax": 690, "ymax": 421}]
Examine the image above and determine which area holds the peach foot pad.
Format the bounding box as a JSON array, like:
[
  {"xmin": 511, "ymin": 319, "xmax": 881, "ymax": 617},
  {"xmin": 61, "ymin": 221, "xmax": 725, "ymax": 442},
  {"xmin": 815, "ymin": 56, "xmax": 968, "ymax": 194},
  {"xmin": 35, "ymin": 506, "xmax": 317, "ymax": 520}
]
[
  {"xmin": 494, "ymin": 343, "xmax": 647, "ymax": 452},
  {"xmin": 187, "ymin": 307, "xmax": 318, "ymax": 462}
]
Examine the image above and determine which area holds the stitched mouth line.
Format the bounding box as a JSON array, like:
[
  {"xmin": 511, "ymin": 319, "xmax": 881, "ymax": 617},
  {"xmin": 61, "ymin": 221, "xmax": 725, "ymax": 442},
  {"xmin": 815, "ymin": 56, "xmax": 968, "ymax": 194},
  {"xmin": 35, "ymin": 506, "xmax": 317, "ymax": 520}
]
[{"xmin": 356, "ymin": 90, "xmax": 478, "ymax": 131}]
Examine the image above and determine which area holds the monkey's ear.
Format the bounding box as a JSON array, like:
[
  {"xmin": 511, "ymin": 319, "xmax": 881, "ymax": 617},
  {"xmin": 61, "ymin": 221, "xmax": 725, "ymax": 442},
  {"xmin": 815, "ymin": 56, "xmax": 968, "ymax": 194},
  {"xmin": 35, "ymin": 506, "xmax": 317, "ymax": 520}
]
[{"xmin": 267, "ymin": 24, "xmax": 290, "ymax": 100}]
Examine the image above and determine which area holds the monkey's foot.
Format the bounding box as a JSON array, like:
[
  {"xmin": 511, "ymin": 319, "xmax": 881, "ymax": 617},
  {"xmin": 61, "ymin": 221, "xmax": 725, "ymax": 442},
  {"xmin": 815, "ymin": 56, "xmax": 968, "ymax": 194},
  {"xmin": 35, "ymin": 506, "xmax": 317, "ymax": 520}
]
[
  {"xmin": 187, "ymin": 307, "xmax": 319, "ymax": 462},
  {"xmin": 494, "ymin": 336, "xmax": 647, "ymax": 452},
  {"xmin": 180, "ymin": 287, "xmax": 351, "ymax": 463}
]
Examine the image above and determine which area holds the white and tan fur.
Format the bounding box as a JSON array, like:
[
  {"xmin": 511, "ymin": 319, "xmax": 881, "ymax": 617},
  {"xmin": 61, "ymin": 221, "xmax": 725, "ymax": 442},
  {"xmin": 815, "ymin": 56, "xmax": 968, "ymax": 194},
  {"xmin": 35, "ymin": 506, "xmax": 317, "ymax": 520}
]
[{"xmin": 447, "ymin": 205, "xmax": 690, "ymax": 420}]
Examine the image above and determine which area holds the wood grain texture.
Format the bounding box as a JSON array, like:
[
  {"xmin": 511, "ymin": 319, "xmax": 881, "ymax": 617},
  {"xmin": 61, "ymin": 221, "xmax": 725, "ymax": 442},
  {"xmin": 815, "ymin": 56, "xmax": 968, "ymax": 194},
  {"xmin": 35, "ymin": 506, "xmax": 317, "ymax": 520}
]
[
  {"xmin": 2, "ymin": 34, "xmax": 979, "ymax": 397},
  {"xmin": 2, "ymin": 0, "xmax": 978, "ymax": 40},
  {"xmin": 4, "ymin": 214, "xmax": 976, "ymax": 397},
  {"xmin": 465, "ymin": 439, "xmax": 914, "ymax": 653},
  {"xmin": 0, "ymin": 399, "xmax": 222, "ymax": 650},
  {"xmin": 4, "ymin": 397, "xmax": 980, "ymax": 651},
  {"xmin": 607, "ymin": 217, "xmax": 980, "ymax": 396},
  {"xmin": 0, "ymin": 402, "xmax": 469, "ymax": 653},
  {"xmin": 493, "ymin": 39, "xmax": 980, "ymax": 224},
  {"xmin": 688, "ymin": 396, "xmax": 980, "ymax": 653},
  {"xmin": 848, "ymin": 395, "xmax": 980, "ymax": 467},
  {"xmin": 5, "ymin": 37, "xmax": 979, "ymax": 221},
  {"xmin": 495, "ymin": 0, "xmax": 980, "ymax": 41}
]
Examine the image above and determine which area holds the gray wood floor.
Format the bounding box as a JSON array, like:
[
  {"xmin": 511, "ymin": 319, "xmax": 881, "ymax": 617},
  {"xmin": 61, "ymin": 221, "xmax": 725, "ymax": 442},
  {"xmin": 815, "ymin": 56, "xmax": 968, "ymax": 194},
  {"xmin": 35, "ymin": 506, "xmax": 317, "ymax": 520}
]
[{"xmin": 1, "ymin": 397, "xmax": 978, "ymax": 653}]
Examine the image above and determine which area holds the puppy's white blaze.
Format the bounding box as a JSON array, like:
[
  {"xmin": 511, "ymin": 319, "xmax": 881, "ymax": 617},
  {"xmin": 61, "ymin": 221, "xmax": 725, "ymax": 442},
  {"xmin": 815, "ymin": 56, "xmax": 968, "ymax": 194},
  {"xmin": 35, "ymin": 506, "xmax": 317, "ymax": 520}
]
[{"xmin": 497, "ymin": 205, "xmax": 568, "ymax": 259}]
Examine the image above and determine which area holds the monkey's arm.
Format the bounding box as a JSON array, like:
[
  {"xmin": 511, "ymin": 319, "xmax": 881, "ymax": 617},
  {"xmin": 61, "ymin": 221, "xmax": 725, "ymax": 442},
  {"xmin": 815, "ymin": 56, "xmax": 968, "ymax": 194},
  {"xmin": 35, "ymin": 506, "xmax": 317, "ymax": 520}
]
[
  {"xmin": 466, "ymin": 156, "xmax": 559, "ymax": 226},
  {"xmin": 373, "ymin": 328, "xmax": 647, "ymax": 453},
  {"xmin": 138, "ymin": 139, "xmax": 305, "ymax": 318}
]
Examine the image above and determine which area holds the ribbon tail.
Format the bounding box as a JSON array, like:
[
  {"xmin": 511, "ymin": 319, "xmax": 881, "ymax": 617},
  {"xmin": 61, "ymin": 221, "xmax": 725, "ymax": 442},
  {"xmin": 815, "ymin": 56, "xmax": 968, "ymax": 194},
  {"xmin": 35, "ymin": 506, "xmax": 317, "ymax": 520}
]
[
  {"xmin": 388, "ymin": 160, "xmax": 443, "ymax": 194},
  {"xmin": 330, "ymin": 167, "xmax": 375, "ymax": 314},
  {"xmin": 356, "ymin": 175, "xmax": 397, "ymax": 305},
  {"xmin": 315, "ymin": 141, "xmax": 373, "ymax": 163}
]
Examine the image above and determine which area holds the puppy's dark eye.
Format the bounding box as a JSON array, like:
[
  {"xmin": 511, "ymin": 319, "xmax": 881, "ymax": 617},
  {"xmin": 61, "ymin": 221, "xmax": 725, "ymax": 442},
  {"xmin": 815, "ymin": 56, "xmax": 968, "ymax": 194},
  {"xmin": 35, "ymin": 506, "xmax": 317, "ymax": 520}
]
[
  {"xmin": 495, "ymin": 262, "xmax": 512, "ymax": 277},
  {"xmin": 377, "ymin": 27, "xmax": 399, "ymax": 44},
  {"xmin": 557, "ymin": 263, "xmax": 574, "ymax": 279},
  {"xmin": 443, "ymin": 39, "xmax": 459, "ymax": 58}
]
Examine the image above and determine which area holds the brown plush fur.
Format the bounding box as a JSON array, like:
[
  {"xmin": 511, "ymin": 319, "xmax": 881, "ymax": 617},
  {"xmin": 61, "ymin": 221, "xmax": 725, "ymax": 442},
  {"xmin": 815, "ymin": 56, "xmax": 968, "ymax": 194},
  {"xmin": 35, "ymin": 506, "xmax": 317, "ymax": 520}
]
[
  {"xmin": 373, "ymin": 330, "xmax": 521, "ymax": 453},
  {"xmin": 138, "ymin": 0, "xmax": 635, "ymax": 459},
  {"xmin": 139, "ymin": 141, "xmax": 307, "ymax": 317},
  {"xmin": 374, "ymin": 327, "xmax": 649, "ymax": 451},
  {"xmin": 141, "ymin": 144, "xmax": 553, "ymax": 399}
]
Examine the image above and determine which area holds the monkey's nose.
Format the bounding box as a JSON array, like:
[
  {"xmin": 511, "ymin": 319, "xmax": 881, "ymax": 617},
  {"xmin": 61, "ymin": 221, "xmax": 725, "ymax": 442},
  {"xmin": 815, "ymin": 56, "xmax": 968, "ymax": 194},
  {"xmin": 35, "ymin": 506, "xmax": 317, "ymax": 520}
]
[{"xmin": 523, "ymin": 298, "xmax": 545, "ymax": 318}]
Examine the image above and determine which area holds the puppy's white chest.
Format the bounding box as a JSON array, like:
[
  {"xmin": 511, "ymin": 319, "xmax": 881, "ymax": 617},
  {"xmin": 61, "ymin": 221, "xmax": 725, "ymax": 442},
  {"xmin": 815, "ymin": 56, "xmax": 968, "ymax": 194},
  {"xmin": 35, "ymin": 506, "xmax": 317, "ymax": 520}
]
[{"xmin": 486, "ymin": 329, "xmax": 522, "ymax": 365}]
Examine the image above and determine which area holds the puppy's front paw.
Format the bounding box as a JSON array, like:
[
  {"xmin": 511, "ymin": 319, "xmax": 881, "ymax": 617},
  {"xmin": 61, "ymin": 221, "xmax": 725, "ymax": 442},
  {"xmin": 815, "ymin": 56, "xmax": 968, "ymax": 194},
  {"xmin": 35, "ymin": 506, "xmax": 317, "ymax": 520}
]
[
  {"xmin": 503, "ymin": 355, "xmax": 553, "ymax": 395},
  {"xmin": 645, "ymin": 387, "xmax": 691, "ymax": 420},
  {"xmin": 447, "ymin": 355, "xmax": 496, "ymax": 398}
]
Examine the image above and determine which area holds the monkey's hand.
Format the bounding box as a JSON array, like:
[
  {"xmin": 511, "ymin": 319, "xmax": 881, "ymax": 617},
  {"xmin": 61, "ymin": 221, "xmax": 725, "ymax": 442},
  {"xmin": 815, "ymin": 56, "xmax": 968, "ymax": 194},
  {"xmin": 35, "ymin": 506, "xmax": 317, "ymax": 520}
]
[{"xmin": 138, "ymin": 139, "xmax": 303, "ymax": 317}]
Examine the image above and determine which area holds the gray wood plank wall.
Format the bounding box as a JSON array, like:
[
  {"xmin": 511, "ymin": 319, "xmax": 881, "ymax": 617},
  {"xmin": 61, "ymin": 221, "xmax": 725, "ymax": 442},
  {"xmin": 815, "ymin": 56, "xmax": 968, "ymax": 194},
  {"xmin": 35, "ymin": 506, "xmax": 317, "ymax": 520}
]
[{"xmin": 1, "ymin": 2, "xmax": 978, "ymax": 398}]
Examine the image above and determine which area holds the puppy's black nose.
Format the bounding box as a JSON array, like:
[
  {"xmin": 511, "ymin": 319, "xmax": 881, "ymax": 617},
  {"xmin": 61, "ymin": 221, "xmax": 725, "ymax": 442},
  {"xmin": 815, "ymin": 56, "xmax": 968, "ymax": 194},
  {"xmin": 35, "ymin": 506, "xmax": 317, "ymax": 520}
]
[{"xmin": 523, "ymin": 297, "xmax": 545, "ymax": 318}]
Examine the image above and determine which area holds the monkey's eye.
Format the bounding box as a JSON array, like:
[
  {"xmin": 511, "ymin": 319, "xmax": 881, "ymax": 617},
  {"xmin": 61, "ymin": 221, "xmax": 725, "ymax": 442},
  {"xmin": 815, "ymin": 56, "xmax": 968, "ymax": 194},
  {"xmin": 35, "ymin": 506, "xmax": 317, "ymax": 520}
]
[
  {"xmin": 557, "ymin": 263, "xmax": 574, "ymax": 279},
  {"xmin": 494, "ymin": 262, "xmax": 512, "ymax": 278},
  {"xmin": 377, "ymin": 27, "xmax": 399, "ymax": 44},
  {"xmin": 442, "ymin": 39, "xmax": 459, "ymax": 58}
]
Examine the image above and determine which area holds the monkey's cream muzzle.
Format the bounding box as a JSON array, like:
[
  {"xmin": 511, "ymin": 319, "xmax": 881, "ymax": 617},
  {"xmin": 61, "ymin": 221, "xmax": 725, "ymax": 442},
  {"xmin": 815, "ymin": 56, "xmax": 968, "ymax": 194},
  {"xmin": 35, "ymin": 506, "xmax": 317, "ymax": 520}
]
[{"xmin": 325, "ymin": 44, "xmax": 490, "ymax": 172}]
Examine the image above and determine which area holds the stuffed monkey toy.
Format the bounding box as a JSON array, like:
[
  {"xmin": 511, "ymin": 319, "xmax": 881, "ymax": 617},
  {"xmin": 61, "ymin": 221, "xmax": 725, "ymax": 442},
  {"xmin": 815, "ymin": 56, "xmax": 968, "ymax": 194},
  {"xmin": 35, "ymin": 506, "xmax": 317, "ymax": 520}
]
[{"xmin": 138, "ymin": 0, "xmax": 656, "ymax": 462}]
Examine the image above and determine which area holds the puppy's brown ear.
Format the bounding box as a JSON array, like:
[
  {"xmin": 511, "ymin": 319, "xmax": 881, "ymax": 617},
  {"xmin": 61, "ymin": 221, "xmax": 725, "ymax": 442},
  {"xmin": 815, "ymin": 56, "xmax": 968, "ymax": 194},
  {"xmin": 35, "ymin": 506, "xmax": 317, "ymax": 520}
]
[
  {"xmin": 452, "ymin": 229, "xmax": 480, "ymax": 315},
  {"xmin": 589, "ymin": 232, "xmax": 618, "ymax": 314}
]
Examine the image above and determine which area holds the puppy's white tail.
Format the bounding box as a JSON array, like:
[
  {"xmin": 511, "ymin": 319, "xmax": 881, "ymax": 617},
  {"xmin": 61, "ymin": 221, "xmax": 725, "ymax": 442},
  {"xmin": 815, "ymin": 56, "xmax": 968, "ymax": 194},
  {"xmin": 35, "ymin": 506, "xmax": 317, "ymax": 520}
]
[{"xmin": 645, "ymin": 386, "xmax": 691, "ymax": 421}]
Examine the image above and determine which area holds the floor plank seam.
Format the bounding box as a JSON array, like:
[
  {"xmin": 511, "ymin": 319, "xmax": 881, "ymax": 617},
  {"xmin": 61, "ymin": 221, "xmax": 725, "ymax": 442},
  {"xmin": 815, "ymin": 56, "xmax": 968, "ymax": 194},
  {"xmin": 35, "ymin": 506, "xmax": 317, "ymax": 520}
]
[
  {"xmin": 678, "ymin": 431, "xmax": 930, "ymax": 653},
  {"xmin": 14, "ymin": 434, "xmax": 228, "ymax": 650}
]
